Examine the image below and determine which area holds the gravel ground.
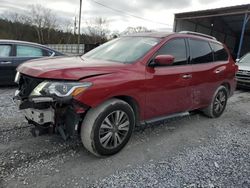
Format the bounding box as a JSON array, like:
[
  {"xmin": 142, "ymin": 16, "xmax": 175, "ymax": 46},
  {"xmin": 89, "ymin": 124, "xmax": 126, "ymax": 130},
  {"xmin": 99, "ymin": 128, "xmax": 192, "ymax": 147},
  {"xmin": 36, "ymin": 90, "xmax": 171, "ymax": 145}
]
[{"xmin": 0, "ymin": 87, "xmax": 249, "ymax": 188}]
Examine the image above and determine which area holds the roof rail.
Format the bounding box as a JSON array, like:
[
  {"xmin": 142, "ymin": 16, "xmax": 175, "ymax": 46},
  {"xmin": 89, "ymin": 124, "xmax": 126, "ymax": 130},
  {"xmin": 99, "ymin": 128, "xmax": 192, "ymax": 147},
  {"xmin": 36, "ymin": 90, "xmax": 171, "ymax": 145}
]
[{"xmin": 179, "ymin": 31, "xmax": 217, "ymax": 40}]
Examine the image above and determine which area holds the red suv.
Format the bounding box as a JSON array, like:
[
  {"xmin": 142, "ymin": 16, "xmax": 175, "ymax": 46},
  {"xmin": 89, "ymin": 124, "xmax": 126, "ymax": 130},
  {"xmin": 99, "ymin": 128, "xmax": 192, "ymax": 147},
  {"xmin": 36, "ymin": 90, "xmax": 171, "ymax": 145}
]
[{"xmin": 14, "ymin": 32, "xmax": 238, "ymax": 156}]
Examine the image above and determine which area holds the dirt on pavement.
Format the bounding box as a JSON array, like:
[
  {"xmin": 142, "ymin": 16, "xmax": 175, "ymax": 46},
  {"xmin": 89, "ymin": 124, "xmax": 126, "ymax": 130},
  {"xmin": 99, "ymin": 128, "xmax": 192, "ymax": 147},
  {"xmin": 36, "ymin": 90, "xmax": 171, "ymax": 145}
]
[{"xmin": 0, "ymin": 87, "xmax": 249, "ymax": 188}]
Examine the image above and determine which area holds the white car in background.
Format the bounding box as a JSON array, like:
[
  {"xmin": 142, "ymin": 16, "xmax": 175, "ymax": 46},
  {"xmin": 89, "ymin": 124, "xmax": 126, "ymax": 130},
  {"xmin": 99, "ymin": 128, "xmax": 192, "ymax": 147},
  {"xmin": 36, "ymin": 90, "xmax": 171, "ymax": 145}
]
[{"xmin": 236, "ymin": 52, "xmax": 250, "ymax": 89}]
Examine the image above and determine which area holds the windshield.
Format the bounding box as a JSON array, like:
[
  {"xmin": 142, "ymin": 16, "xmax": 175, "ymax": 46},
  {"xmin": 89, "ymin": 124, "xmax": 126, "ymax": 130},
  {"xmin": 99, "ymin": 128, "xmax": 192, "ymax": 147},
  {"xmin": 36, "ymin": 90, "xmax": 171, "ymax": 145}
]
[
  {"xmin": 239, "ymin": 53, "xmax": 250, "ymax": 65},
  {"xmin": 83, "ymin": 37, "xmax": 161, "ymax": 63}
]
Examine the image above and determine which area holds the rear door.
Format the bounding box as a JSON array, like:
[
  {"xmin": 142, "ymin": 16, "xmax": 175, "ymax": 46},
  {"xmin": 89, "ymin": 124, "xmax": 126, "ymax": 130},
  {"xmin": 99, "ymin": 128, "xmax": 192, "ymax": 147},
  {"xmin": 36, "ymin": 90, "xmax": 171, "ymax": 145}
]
[
  {"xmin": 0, "ymin": 43, "xmax": 14, "ymax": 84},
  {"xmin": 188, "ymin": 38, "xmax": 229, "ymax": 109},
  {"xmin": 145, "ymin": 38, "xmax": 193, "ymax": 120}
]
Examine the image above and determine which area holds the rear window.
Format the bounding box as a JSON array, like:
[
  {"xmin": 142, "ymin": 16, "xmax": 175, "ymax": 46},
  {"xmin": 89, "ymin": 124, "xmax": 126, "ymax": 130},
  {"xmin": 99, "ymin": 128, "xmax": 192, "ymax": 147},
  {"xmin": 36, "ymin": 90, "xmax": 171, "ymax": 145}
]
[
  {"xmin": 210, "ymin": 42, "xmax": 228, "ymax": 61},
  {"xmin": 16, "ymin": 45, "xmax": 44, "ymax": 57},
  {"xmin": 189, "ymin": 39, "xmax": 213, "ymax": 64},
  {"xmin": 0, "ymin": 44, "xmax": 11, "ymax": 57}
]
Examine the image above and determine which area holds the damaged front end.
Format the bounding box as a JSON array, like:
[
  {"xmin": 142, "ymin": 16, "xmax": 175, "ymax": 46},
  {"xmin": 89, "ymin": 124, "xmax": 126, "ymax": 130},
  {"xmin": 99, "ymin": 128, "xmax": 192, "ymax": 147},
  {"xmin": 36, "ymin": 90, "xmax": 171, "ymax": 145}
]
[{"xmin": 13, "ymin": 73, "xmax": 91, "ymax": 140}]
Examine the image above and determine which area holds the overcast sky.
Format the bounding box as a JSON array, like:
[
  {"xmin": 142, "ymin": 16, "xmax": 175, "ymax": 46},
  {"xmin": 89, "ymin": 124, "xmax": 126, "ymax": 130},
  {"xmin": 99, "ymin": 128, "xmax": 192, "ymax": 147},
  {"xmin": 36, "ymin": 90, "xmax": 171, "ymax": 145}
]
[{"xmin": 0, "ymin": 0, "xmax": 249, "ymax": 32}]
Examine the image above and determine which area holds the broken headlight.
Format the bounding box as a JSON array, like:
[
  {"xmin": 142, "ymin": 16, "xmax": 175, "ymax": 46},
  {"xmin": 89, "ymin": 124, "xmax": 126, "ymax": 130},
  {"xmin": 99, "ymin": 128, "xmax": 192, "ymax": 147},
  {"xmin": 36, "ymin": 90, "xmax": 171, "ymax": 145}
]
[{"xmin": 30, "ymin": 81, "xmax": 92, "ymax": 97}]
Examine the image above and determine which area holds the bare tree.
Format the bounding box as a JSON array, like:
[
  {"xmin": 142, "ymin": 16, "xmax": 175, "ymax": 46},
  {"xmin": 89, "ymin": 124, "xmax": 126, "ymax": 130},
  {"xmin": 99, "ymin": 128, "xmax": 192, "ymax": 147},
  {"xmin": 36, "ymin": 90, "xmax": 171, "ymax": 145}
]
[
  {"xmin": 1, "ymin": 11, "xmax": 31, "ymax": 40},
  {"xmin": 1, "ymin": 4, "xmax": 114, "ymax": 45},
  {"xmin": 29, "ymin": 4, "xmax": 58, "ymax": 44},
  {"xmin": 2, "ymin": 11, "xmax": 31, "ymax": 24},
  {"xmin": 59, "ymin": 18, "xmax": 74, "ymax": 43},
  {"xmin": 85, "ymin": 17, "xmax": 110, "ymax": 43}
]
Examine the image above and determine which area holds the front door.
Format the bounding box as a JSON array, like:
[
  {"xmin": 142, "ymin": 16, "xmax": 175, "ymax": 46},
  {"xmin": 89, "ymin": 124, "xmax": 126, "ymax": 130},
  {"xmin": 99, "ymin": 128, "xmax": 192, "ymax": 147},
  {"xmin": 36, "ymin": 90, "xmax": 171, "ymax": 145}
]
[{"xmin": 145, "ymin": 38, "xmax": 192, "ymax": 120}]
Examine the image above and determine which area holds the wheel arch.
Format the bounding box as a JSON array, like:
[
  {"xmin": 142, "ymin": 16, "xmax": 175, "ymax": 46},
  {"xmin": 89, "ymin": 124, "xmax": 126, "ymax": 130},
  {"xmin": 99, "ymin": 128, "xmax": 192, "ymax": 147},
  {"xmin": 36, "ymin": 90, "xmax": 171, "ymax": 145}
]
[
  {"xmin": 221, "ymin": 82, "xmax": 231, "ymax": 96},
  {"xmin": 80, "ymin": 98, "xmax": 136, "ymax": 156},
  {"xmin": 113, "ymin": 95, "xmax": 141, "ymax": 126}
]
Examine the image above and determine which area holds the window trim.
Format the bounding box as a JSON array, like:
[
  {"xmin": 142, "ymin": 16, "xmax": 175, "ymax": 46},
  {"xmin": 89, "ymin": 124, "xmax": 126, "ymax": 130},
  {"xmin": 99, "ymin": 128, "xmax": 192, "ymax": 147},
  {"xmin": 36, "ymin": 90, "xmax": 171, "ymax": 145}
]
[{"xmin": 147, "ymin": 37, "xmax": 190, "ymax": 68}]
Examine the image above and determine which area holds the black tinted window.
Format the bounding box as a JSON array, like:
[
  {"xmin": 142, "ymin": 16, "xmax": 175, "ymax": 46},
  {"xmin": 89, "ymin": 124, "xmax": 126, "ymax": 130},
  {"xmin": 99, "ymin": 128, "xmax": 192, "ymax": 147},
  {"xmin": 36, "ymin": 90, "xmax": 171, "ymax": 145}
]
[
  {"xmin": 43, "ymin": 49, "xmax": 54, "ymax": 56},
  {"xmin": 210, "ymin": 42, "xmax": 228, "ymax": 61},
  {"xmin": 156, "ymin": 39, "xmax": 187, "ymax": 65},
  {"xmin": 189, "ymin": 39, "xmax": 213, "ymax": 64}
]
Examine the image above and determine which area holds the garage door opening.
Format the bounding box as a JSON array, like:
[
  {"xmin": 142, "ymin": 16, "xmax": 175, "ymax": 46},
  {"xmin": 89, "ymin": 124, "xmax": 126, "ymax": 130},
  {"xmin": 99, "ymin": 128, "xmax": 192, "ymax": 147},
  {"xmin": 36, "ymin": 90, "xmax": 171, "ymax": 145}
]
[{"xmin": 174, "ymin": 4, "xmax": 250, "ymax": 60}]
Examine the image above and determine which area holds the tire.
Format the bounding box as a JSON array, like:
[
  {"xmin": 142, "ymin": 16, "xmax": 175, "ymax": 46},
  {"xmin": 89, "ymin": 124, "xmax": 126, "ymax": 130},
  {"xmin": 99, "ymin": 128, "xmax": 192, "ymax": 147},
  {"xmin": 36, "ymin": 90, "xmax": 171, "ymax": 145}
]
[
  {"xmin": 202, "ymin": 85, "xmax": 228, "ymax": 118},
  {"xmin": 81, "ymin": 99, "xmax": 135, "ymax": 156}
]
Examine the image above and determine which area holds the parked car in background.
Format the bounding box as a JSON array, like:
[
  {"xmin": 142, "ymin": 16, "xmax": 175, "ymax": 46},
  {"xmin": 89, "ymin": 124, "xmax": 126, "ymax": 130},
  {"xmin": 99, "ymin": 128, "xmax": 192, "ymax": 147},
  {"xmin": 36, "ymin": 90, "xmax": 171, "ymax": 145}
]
[
  {"xmin": 14, "ymin": 32, "xmax": 238, "ymax": 156},
  {"xmin": 0, "ymin": 40, "xmax": 64, "ymax": 85},
  {"xmin": 236, "ymin": 52, "xmax": 250, "ymax": 89}
]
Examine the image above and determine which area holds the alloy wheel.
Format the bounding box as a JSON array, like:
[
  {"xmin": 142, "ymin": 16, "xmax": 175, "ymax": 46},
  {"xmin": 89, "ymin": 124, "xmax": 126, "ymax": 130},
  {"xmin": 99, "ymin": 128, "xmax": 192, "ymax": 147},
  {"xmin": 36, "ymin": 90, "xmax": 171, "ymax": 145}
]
[
  {"xmin": 213, "ymin": 90, "xmax": 226, "ymax": 114},
  {"xmin": 99, "ymin": 110, "xmax": 130, "ymax": 149}
]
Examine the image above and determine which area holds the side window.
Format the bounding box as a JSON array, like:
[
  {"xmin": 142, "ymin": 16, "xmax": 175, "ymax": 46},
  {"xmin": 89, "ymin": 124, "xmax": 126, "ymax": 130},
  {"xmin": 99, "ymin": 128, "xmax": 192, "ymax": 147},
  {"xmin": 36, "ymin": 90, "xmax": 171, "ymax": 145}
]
[
  {"xmin": 16, "ymin": 45, "xmax": 44, "ymax": 57},
  {"xmin": 210, "ymin": 42, "xmax": 228, "ymax": 61},
  {"xmin": 156, "ymin": 38, "xmax": 187, "ymax": 65},
  {"xmin": 47, "ymin": 50, "xmax": 54, "ymax": 56},
  {"xmin": 189, "ymin": 39, "xmax": 213, "ymax": 64},
  {"xmin": 43, "ymin": 49, "xmax": 54, "ymax": 56},
  {"xmin": 0, "ymin": 45, "xmax": 12, "ymax": 57}
]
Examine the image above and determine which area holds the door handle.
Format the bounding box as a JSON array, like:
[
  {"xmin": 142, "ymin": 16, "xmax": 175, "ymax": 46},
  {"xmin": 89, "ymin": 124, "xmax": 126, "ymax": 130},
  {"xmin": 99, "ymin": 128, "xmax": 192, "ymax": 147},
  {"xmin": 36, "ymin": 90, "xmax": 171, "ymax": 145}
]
[
  {"xmin": 182, "ymin": 74, "xmax": 192, "ymax": 79},
  {"xmin": 215, "ymin": 69, "xmax": 222, "ymax": 74},
  {"xmin": 0, "ymin": 61, "xmax": 12, "ymax": 65}
]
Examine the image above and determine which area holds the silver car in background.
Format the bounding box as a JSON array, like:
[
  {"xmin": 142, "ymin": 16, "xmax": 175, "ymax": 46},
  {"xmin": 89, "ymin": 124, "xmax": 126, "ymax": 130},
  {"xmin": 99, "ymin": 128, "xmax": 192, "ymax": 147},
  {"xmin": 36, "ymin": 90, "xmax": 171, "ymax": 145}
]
[{"xmin": 236, "ymin": 52, "xmax": 250, "ymax": 89}]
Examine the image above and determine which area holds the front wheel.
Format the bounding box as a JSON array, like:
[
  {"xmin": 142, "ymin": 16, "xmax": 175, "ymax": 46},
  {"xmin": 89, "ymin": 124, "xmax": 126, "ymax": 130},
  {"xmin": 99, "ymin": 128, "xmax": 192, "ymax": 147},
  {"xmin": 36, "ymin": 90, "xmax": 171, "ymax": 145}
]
[
  {"xmin": 81, "ymin": 99, "xmax": 135, "ymax": 156},
  {"xmin": 202, "ymin": 86, "xmax": 228, "ymax": 118}
]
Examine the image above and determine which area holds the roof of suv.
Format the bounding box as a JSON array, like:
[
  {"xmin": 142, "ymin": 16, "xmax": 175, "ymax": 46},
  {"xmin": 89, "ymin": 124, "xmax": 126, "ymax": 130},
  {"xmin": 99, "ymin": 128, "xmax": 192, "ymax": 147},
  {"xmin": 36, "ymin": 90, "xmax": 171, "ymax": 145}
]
[
  {"xmin": 125, "ymin": 32, "xmax": 173, "ymax": 38},
  {"xmin": 124, "ymin": 31, "xmax": 218, "ymax": 42}
]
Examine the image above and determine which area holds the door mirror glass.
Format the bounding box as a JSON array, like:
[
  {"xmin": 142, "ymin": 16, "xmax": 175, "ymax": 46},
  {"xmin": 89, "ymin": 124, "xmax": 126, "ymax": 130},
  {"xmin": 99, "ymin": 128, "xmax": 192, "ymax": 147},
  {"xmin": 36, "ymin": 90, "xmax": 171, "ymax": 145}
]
[{"xmin": 154, "ymin": 55, "xmax": 175, "ymax": 66}]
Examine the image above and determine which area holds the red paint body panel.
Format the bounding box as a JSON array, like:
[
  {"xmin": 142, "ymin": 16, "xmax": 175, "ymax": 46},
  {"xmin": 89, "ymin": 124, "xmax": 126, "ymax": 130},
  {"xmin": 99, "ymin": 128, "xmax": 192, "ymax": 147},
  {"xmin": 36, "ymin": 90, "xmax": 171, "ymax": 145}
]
[
  {"xmin": 17, "ymin": 33, "xmax": 238, "ymax": 122},
  {"xmin": 17, "ymin": 56, "xmax": 126, "ymax": 80},
  {"xmin": 74, "ymin": 63, "xmax": 147, "ymax": 120},
  {"xmin": 144, "ymin": 65, "xmax": 192, "ymax": 119}
]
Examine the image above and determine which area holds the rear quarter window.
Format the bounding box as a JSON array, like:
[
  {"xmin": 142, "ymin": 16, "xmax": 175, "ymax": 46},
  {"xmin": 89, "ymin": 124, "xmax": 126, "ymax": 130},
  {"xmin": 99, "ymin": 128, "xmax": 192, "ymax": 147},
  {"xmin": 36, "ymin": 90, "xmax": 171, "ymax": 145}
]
[
  {"xmin": 43, "ymin": 49, "xmax": 54, "ymax": 56},
  {"xmin": 210, "ymin": 42, "xmax": 228, "ymax": 61},
  {"xmin": 189, "ymin": 39, "xmax": 213, "ymax": 64}
]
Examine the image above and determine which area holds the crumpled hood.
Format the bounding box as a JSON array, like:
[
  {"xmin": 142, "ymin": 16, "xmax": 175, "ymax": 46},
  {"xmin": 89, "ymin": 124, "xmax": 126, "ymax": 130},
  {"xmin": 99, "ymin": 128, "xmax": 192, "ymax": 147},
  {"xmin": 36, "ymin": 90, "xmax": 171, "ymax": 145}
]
[{"xmin": 17, "ymin": 56, "xmax": 126, "ymax": 80}]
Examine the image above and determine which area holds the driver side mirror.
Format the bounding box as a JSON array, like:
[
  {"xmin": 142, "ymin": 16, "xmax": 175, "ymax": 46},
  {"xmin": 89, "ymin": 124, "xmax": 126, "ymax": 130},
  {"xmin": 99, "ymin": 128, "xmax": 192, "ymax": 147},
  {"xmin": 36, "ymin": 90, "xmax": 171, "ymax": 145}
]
[{"xmin": 152, "ymin": 55, "xmax": 175, "ymax": 67}]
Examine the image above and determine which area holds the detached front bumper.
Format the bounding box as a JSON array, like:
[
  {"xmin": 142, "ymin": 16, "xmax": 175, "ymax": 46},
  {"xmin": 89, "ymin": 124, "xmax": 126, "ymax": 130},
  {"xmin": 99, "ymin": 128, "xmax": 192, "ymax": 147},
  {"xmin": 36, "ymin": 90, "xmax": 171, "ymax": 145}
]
[
  {"xmin": 14, "ymin": 90, "xmax": 56, "ymax": 125},
  {"xmin": 14, "ymin": 90, "xmax": 88, "ymax": 138},
  {"xmin": 24, "ymin": 108, "xmax": 55, "ymax": 125}
]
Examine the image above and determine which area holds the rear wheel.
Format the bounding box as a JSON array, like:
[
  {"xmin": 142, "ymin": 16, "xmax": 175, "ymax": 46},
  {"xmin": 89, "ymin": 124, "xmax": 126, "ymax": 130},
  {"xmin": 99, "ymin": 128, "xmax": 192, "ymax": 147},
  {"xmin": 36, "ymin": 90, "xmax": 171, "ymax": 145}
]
[
  {"xmin": 81, "ymin": 99, "xmax": 135, "ymax": 156},
  {"xmin": 203, "ymin": 86, "xmax": 228, "ymax": 118}
]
